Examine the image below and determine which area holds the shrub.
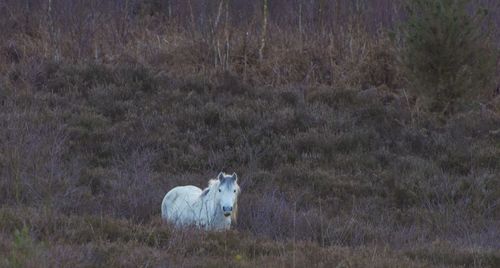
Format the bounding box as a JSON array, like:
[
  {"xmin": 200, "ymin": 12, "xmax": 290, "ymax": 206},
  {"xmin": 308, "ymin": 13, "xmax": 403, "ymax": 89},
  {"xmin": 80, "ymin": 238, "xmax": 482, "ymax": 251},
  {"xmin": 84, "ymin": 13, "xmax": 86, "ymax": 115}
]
[
  {"xmin": 402, "ymin": 0, "xmax": 496, "ymax": 114},
  {"xmin": 5, "ymin": 226, "xmax": 43, "ymax": 268},
  {"xmin": 360, "ymin": 35, "xmax": 402, "ymax": 89},
  {"xmin": 306, "ymin": 86, "xmax": 358, "ymax": 109}
]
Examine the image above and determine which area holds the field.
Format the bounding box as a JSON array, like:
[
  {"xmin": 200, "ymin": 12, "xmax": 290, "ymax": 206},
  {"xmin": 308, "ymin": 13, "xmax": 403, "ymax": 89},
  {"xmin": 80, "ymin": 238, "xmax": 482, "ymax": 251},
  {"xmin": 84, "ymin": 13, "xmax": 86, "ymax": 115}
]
[{"xmin": 1, "ymin": 0, "xmax": 500, "ymax": 267}]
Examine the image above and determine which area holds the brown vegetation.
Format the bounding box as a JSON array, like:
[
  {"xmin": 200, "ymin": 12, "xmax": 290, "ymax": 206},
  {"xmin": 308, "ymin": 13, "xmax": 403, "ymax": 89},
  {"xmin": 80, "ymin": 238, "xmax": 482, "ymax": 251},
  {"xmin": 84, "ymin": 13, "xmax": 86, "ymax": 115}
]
[{"xmin": 1, "ymin": 0, "xmax": 499, "ymax": 267}]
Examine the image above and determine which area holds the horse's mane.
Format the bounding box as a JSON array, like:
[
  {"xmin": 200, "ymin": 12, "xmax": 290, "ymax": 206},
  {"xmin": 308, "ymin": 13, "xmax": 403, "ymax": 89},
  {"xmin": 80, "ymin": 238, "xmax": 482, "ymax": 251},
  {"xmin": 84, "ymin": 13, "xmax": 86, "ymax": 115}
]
[
  {"xmin": 208, "ymin": 179, "xmax": 219, "ymax": 187},
  {"xmin": 232, "ymin": 183, "xmax": 241, "ymax": 223},
  {"xmin": 231, "ymin": 195, "xmax": 239, "ymax": 223},
  {"xmin": 200, "ymin": 179, "xmax": 219, "ymax": 197}
]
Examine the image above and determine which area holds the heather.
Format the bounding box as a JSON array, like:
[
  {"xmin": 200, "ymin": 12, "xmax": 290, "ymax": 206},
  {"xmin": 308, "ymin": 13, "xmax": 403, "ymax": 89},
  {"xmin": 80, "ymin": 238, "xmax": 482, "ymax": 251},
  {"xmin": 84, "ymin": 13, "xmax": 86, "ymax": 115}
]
[{"xmin": 1, "ymin": 0, "xmax": 499, "ymax": 267}]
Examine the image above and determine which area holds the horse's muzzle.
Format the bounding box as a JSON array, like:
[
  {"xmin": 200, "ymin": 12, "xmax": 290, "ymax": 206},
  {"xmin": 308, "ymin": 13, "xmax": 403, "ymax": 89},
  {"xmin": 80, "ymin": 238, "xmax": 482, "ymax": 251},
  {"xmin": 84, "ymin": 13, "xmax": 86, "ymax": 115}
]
[{"xmin": 223, "ymin": 206, "xmax": 232, "ymax": 217}]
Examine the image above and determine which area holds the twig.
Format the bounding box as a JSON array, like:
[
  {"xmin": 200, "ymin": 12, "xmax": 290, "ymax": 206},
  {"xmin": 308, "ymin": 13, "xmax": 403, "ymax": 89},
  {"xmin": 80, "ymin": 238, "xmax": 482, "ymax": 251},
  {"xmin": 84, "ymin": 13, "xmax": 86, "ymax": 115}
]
[
  {"xmin": 402, "ymin": 88, "xmax": 415, "ymax": 126},
  {"xmin": 259, "ymin": 0, "xmax": 268, "ymax": 61}
]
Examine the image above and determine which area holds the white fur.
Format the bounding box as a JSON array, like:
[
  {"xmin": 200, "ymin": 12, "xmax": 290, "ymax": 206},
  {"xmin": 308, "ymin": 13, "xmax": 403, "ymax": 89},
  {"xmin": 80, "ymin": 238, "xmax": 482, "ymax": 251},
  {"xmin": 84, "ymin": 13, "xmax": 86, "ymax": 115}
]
[{"xmin": 161, "ymin": 172, "xmax": 240, "ymax": 230}]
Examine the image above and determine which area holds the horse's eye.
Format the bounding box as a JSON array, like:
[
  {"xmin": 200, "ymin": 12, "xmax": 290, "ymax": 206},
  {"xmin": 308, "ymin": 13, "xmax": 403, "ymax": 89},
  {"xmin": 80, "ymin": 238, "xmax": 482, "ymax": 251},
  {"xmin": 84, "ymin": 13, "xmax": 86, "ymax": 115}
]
[
  {"xmin": 218, "ymin": 189, "xmax": 221, "ymax": 192},
  {"xmin": 233, "ymin": 190, "xmax": 236, "ymax": 193}
]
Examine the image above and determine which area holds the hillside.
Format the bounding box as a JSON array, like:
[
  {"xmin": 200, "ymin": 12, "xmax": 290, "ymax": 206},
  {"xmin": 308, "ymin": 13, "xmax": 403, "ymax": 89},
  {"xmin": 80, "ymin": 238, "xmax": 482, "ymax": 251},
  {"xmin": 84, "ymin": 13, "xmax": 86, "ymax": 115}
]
[{"xmin": 1, "ymin": 1, "xmax": 499, "ymax": 267}]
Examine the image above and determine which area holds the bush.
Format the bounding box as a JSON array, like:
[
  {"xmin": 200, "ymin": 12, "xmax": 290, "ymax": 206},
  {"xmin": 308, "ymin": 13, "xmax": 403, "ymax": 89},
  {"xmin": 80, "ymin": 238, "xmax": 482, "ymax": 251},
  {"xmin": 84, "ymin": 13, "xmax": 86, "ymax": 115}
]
[
  {"xmin": 5, "ymin": 226, "xmax": 43, "ymax": 268},
  {"xmin": 402, "ymin": 0, "xmax": 496, "ymax": 114}
]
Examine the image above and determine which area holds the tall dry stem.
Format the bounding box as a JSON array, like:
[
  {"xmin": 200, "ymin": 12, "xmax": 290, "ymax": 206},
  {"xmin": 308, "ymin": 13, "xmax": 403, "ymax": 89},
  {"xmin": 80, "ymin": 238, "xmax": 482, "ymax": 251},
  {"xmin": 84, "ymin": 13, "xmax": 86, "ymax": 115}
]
[
  {"xmin": 259, "ymin": 0, "xmax": 268, "ymax": 61},
  {"xmin": 224, "ymin": 0, "xmax": 231, "ymax": 70}
]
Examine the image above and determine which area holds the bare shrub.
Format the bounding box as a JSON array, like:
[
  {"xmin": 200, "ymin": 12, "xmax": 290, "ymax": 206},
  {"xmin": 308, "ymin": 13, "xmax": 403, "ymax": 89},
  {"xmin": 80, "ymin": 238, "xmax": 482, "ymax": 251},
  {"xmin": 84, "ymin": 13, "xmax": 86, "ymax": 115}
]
[
  {"xmin": 108, "ymin": 148, "xmax": 162, "ymax": 221},
  {"xmin": 0, "ymin": 103, "xmax": 70, "ymax": 206}
]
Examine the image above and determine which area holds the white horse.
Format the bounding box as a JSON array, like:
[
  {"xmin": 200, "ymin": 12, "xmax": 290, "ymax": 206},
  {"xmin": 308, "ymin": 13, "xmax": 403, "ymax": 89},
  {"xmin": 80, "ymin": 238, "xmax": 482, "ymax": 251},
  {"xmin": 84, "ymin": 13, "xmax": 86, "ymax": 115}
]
[{"xmin": 161, "ymin": 172, "xmax": 240, "ymax": 230}]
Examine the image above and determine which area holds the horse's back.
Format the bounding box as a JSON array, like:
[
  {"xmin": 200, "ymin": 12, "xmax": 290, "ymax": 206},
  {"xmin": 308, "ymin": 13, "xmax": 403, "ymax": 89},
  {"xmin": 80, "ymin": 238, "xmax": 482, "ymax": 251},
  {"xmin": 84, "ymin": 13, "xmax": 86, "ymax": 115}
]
[{"xmin": 161, "ymin": 185, "xmax": 202, "ymax": 222}]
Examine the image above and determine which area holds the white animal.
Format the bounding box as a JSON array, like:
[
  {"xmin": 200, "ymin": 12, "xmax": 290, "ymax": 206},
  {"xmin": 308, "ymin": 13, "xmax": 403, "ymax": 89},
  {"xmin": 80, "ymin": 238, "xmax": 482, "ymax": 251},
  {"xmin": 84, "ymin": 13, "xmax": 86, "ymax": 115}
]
[{"xmin": 161, "ymin": 172, "xmax": 240, "ymax": 230}]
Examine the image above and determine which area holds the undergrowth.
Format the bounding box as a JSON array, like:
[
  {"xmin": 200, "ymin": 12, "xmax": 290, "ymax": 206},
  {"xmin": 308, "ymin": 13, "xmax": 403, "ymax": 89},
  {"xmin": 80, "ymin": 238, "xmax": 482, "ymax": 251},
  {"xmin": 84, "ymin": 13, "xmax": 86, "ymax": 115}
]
[{"xmin": 1, "ymin": 0, "xmax": 499, "ymax": 267}]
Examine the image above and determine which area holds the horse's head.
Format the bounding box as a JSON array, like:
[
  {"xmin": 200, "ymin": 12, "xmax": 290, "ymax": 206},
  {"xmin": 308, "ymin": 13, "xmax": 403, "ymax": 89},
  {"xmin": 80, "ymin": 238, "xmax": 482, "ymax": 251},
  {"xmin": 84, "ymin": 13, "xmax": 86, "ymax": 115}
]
[{"xmin": 216, "ymin": 172, "xmax": 240, "ymax": 219}]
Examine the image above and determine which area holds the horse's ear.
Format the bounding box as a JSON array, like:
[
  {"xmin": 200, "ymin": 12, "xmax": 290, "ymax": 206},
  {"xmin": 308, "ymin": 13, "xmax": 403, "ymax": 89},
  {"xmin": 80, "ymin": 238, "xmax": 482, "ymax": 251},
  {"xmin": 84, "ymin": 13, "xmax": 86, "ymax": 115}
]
[
  {"xmin": 232, "ymin": 172, "xmax": 238, "ymax": 181},
  {"xmin": 218, "ymin": 172, "xmax": 225, "ymax": 180}
]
